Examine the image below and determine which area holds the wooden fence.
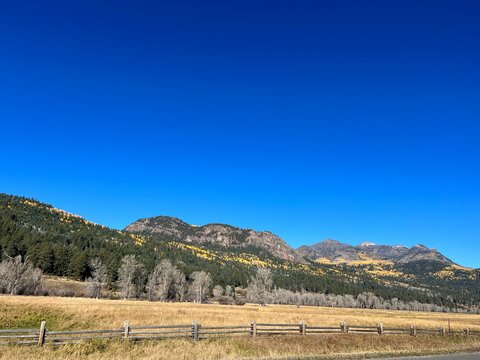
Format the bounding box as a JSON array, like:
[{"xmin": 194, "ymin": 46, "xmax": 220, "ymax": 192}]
[{"xmin": 1, "ymin": 321, "xmax": 479, "ymax": 346}]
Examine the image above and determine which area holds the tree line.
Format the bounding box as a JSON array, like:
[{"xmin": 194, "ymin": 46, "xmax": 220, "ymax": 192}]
[
  {"xmin": 87, "ymin": 255, "xmax": 215, "ymax": 304},
  {"xmin": 3, "ymin": 254, "xmax": 478, "ymax": 315}
]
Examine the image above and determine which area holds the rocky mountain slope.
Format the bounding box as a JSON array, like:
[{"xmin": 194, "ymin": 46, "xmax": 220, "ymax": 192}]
[
  {"xmin": 126, "ymin": 217, "xmax": 455, "ymax": 266},
  {"xmin": 296, "ymin": 240, "xmax": 454, "ymax": 265},
  {"xmin": 125, "ymin": 216, "xmax": 307, "ymax": 263}
]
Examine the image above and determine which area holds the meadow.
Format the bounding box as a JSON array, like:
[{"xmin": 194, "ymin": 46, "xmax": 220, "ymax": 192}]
[{"xmin": 1, "ymin": 295, "xmax": 480, "ymax": 360}]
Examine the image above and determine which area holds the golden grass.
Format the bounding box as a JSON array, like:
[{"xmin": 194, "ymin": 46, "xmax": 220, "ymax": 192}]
[
  {"xmin": 1, "ymin": 335, "xmax": 480, "ymax": 360},
  {"xmin": 1, "ymin": 295, "xmax": 480, "ymax": 359},
  {"xmin": 43, "ymin": 276, "xmax": 87, "ymax": 296},
  {"xmin": 1, "ymin": 295, "xmax": 479, "ymax": 331}
]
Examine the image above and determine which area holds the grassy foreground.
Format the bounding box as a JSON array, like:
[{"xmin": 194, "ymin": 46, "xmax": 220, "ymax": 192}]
[
  {"xmin": 2, "ymin": 335, "xmax": 480, "ymax": 360},
  {"xmin": 1, "ymin": 295, "xmax": 480, "ymax": 359}
]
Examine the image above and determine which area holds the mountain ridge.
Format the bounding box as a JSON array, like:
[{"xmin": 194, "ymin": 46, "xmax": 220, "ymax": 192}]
[
  {"xmin": 124, "ymin": 215, "xmax": 307, "ymax": 264},
  {"xmin": 296, "ymin": 239, "xmax": 455, "ymax": 266},
  {"xmin": 0, "ymin": 192, "xmax": 465, "ymax": 268},
  {"xmin": 125, "ymin": 216, "xmax": 458, "ymax": 267}
]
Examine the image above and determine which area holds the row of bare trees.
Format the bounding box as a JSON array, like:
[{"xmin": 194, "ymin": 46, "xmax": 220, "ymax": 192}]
[
  {"xmin": 0, "ymin": 250, "xmax": 458, "ymax": 314},
  {"xmin": 267, "ymin": 287, "xmax": 457, "ymax": 312},
  {"xmin": 242, "ymin": 268, "xmax": 480, "ymax": 313},
  {"xmin": 86, "ymin": 255, "xmax": 214, "ymax": 304},
  {"xmin": 1, "ymin": 252, "xmax": 476, "ymax": 315},
  {"xmin": 0, "ymin": 254, "xmax": 43, "ymax": 295},
  {"xmin": 82, "ymin": 259, "xmax": 480, "ymax": 313},
  {"xmin": 1, "ymin": 253, "xmax": 477, "ymax": 314}
]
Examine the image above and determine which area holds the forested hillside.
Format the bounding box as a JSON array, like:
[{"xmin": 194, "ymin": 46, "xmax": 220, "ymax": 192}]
[{"xmin": 1, "ymin": 193, "xmax": 479, "ymax": 311}]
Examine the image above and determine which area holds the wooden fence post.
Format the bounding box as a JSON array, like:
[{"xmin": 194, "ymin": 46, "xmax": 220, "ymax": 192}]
[
  {"xmin": 250, "ymin": 321, "xmax": 257, "ymax": 337},
  {"xmin": 440, "ymin": 327, "xmax": 446, "ymax": 337},
  {"xmin": 377, "ymin": 323, "xmax": 384, "ymax": 335},
  {"xmin": 192, "ymin": 320, "xmax": 200, "ymax": 342},
  {"xmin": 341, "ymin": 322, "xmax": 348, "ymax": 334},
  {"xmin": 300, "ymin": 321, "xmax": 306, "ymax": 336},
  {"xmin": 464, "ymin": 328, "xmax": 470, "ymax": 336},
  {"xmin": 38, "ymin": 321, "xmax": 46, "ymax": 346},
  {"xmin": 410, "ymin": 324, "xmax": 417, "ymax": 337},
  {"xmin": 123, "ymin": 320, "xmax": 130, "ymax": 340}
]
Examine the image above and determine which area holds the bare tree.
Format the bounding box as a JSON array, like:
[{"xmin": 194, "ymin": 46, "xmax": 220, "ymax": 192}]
[
  {"xmin": 146, "ymin": 268, "xmax": 159, "ymax": 301},
  {"xmin": 189, "ymin": 271, "xmax": 212, "ymax": 304},
  {"xmin": 225, "ymin": 285, "xmax": 234, "ymax": 298},
  {"xmin": 117, "ymin": 255, "xmax": 145, "ymax": 300},
  {"xmin": 357, "ymin": 292, "xmax": 379, "ymax": 309},
  {"xmin": 172, "ymin": 269, "xmax": 187, "ymax": 302},
  {"xmin": 86, "ymin": 258, "xmax": 107, "ymax": 299},
  {"xmin": 246, "ymin": 267, "xmax": 273, "ymax": 305},
  {"xmin": 212, "ymin": 285, "xmax": 224, "ymax": 299},
  {"xmin": 0, "ymin": 254, "xmax": 43, "ymax": 295},
  {"xmin": 146, "ymin": 259, "xmax": 186, "ymax": 301}
]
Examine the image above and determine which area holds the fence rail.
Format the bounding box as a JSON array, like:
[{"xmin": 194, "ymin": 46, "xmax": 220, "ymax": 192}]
[{"xmin": 1, "ymin": 320, "xmax": 478, "ymax": 347}]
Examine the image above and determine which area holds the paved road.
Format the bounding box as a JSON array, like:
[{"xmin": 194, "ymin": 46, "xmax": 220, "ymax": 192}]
[{"xmin": 384, "ymin": 354, "xmax": 480, "ymax": 360}]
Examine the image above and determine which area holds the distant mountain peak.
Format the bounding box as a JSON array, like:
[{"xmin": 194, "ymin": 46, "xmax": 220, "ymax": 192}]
[
  {"xmin": 322, "ymin": 239, "xmax": 343, "ymax": 245},
  {"xmin": 297, "ymin": 239, "xmax": 454, "ymax": 266},
  {"xmin": 296, "ymin": 239, "xmax": 360, "ymax": 263},
  {"xmin": 358, "ymin": 241, "xmax": 376, "ymax": 247}
]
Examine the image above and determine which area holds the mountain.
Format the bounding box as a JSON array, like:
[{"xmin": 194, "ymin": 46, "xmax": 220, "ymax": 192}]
[
  {"xmin": 125, "ymin": 216, "xmax": 307, "ymax": 264},
  {"xmin": 296, "ymin": 239, "xmax": 361, "ymax": 262},
  {"xmin": 1, "ymin": 193, "xmax": 479, "ymax": 310},
  {"xmin": 297, "ymin": 240, "xmax": 454, "ymax": 265},
  {"xmin": 125, "ymin": 218, "xmax": 454, "ymax": 266}
]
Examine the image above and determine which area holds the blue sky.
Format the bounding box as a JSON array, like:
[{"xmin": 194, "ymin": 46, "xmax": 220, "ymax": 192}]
[{"xmin": 1, "ymin": 1, "xmax": 479, "ymax": 267}]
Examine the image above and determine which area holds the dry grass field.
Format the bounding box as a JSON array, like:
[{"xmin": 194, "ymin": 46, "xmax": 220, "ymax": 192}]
[
  {"xmin": 2, "ymin": 295, "xmax": 480, "ymax": 331},
  {"xmin": 1, "ymin": 295, "xmax": 480, "ymax": 359}
]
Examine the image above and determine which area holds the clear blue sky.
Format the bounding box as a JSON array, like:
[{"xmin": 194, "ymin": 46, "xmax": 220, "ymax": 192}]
[{"xmin": 1, "ymin": 1, "xmax": 479, "ymax": 267}]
